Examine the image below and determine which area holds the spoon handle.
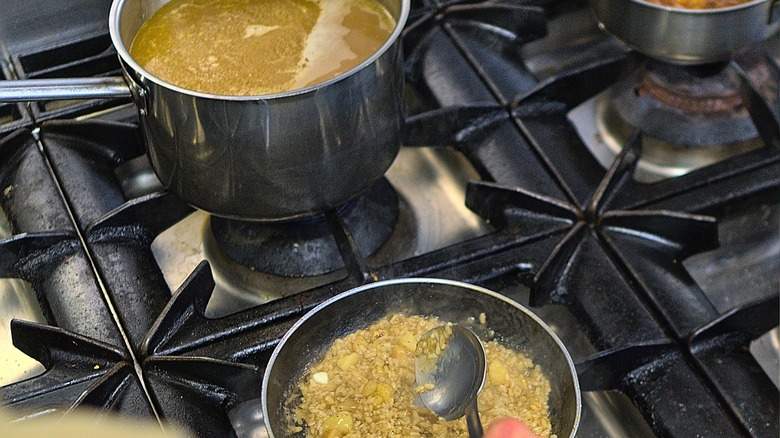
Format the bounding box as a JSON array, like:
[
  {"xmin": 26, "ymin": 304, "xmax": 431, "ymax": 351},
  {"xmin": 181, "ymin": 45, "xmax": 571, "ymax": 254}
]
[{"xmin": 465, "ymin": 398, "xmax": 484, "ymax": 438}]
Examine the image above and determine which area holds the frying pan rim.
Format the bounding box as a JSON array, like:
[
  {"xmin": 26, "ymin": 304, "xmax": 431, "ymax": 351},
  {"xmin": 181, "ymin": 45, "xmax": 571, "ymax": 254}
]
[{"xmin": 261, "ymin": 277, "xmax": 582, "ymax": 438}]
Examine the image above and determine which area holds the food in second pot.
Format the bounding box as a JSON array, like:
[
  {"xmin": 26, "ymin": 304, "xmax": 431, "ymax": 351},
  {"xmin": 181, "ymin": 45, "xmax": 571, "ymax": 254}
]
[
  {"xmin": 129, "ymin": 0, "xmax": 396, "ymax": 95},
  {"xmin": 640, "ymin": 0, "xmax": 755, "ymax": 9},
  {"xmin": 292, "ymin": 313, "xmax": 555, "ymax": 437}
]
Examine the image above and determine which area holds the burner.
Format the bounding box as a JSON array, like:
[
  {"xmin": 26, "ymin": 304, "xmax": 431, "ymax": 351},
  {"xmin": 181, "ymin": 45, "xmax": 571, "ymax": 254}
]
[
  {"xmin": 637, "ymin": 64, "xmax": 741, "ymax": 114},
  {"xmin": 571, "ymin": 58, "xmax": 769, "ymax": 182},
  {"xmin": 150, "ymin": 147, "xmax": 487, "ymax": 316},
  {"xmin": 208, "ymin": 178, "xmax": 400, "ymax": 278},
  {"xmin": 610, "ymin": 62, "xmax": 759, "ymax": 146}
]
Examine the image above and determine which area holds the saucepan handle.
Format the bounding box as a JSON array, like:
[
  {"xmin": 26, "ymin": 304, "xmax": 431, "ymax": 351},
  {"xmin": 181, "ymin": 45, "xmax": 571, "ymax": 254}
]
[{"xmin": 0, "ymin": 77, "xmax": 132, "ymax": 102}]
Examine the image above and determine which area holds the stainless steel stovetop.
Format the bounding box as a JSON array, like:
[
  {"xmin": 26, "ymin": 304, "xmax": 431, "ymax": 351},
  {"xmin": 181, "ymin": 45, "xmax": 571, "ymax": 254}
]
[{"xmin": 0, "ymin": 1, "xmax": 778, "ymax": 437}]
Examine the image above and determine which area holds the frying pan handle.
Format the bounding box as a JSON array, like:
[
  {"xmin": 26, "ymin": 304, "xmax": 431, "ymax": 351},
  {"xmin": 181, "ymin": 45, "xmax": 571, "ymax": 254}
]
[
  {"xmin": 0, "ymin": 77, "xmax": 132, "ymax": 102},
  {"xmin": 465, "ymin": 398, "xmax": 484, "ymax": 438}
]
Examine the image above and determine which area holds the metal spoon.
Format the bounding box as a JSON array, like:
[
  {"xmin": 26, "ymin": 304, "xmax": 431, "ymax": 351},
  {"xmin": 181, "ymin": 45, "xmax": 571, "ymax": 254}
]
[{"xmin": 414, "ymin": 324, "xmax": 486, "ymax": 438}]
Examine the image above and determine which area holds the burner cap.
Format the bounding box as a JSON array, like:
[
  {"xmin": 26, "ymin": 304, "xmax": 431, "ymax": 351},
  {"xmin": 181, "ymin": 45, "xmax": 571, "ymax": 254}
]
[
  {"xmin": 612, "ymin": 62, "xmax": 757, "ymax": 147},
  {"xmin": 208, "ymin": 178, "xmax": 399, "ymax": 277}
]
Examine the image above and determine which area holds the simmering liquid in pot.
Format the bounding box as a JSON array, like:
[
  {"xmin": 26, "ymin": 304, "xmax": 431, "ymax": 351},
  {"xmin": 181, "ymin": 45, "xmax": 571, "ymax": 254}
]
[{"xmin": 130, "ymin": 0, "xmax": 395, "ymax": 95}]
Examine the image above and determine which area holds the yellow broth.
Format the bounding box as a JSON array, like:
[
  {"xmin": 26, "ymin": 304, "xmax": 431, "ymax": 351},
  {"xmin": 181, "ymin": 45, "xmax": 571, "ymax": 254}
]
[{"xmin": 130, "ymin": 0, "xmax": 396, "ymax": 95}]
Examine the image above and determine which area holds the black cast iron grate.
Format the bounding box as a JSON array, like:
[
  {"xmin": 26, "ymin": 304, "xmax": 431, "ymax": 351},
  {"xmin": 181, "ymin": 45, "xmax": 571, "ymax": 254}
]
[{"xmin": 0, "ymin": 0, "xmax": 778, "ymax": 437}]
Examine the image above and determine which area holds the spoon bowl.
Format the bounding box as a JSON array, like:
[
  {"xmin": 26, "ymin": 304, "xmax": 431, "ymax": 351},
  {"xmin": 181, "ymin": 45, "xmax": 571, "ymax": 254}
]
[{"xmin": 415, "ymin": 324, "xmax": 487, "ymax": 437}]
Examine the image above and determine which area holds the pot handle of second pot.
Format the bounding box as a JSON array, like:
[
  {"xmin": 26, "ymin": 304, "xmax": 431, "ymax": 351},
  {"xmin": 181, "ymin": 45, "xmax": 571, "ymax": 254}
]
[{"xmin": 0, "ymin": 77, "xmax": 132, "ymax": 102}]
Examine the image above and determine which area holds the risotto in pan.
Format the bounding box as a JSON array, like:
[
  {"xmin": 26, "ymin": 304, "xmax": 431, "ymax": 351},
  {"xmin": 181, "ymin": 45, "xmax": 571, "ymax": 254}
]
[{"xmin": 291, "ymin": 313, "xmax": 555, "ymax": 437}]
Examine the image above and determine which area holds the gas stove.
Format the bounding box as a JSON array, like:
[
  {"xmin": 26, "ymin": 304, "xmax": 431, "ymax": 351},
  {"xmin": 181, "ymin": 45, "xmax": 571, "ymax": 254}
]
[{"xmin": 0, "ymin": 0, "xmax": 778, "ymax": 437}]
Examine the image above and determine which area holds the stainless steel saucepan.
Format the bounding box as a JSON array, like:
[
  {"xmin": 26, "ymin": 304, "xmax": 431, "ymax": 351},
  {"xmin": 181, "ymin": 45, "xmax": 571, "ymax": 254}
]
[
  {"xmin": 0, "ymin": 0, "xmax": 409, "ymax": 221},
  {"xmin": 589, "ymin": 0, "xmax": 779, "ymax": 64}
]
